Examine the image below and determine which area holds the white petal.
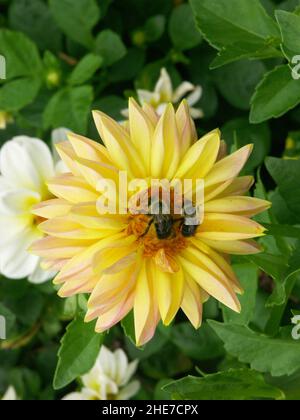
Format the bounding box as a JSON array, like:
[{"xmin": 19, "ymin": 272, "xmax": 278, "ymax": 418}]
[
  {"xmin": 28, "ymin": 261, "xmax": 55, "ymax": 284},
  {"xmin": 0, "ymin": 189, "xmax": 40, "ymax": 215},
  {"xmin": 51, "ymin": 127, "xmax": 72, "ymax": 163},
  {"xmin": 137, "ymin": 89, "xmax": 160, "ymax": 106},
  {"xmin": 121, "ymin": 360, "xmax": 138, "ymax": 387},
  {"xmin": 155, "ymin": 68, "xmax": 173, "ymax": 101},
  {"xmin": 114, "ymin": 349, "xmax": 129, "ymax": 385},
  {"xmin": 172, "ymin": 81, "xmax": 195, "ymax": 103},
  {"xmin": 186, "ymin": 85, "xmax": 203, "ymax": 107},
  {"xmin": 98, "ymin": 346, "xmax": 117, "ymax": 379},
  {"xmin": 2, "ymin": 386, "xmax": 18, "ymax": 400},
  {"xmin": 62, "ymin": 392, "xmax": 86, "ymax": 401},
  {"xmin": 0, "ymin": 228, "xmax": 41, "ymax": 279},
  {"xmin": 117, "ymin": 380, "xmax": 140, "ymax": 400},
  {"xmin": 0, "ymin": 137, "xmax": 54, "ymax": 195},
  {"xmin": 190, "ymin": 107, "xmax": 204, "ymax": 119}
]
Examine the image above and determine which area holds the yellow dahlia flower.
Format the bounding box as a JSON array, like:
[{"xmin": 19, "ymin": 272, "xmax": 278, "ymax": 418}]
[{"xmin": 31, "ymin": 99, "xmax": 270, "ymax": 346}]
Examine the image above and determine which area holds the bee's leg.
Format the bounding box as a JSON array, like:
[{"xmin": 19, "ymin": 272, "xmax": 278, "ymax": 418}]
[
  {"xmin": 140, "ymin": 218, "xmax": 154, "ymax": 237},
  {"xmin": 171, "ymin": 218, "xmax": 184, "ymax": 237}
]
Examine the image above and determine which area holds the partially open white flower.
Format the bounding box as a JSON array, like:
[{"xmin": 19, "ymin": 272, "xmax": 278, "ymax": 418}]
[
  {"xmin": 1, "ymin": 386, "xmax": 18, "ymax": 400},
  {"xmin": 63, "ymin": 346, "xmax": 140, "ymax": 400},
  {"xmin": 122, "ymin": 67, "xmax": 203, "ymax": 119},
  {"xmin": 0, "ymin": 133, "xmax": 67, "ymax": 283}
]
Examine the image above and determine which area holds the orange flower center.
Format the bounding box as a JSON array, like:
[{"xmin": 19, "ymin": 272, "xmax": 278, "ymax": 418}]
[{"xmin": 126, "ymin": 214, "xmax": 188, "ymax": 259}]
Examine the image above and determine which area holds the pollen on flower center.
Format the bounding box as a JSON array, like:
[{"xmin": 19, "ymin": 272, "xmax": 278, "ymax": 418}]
[{"xmin": 126, "ymin": 214, "xmax": 188, "ymax": 258}]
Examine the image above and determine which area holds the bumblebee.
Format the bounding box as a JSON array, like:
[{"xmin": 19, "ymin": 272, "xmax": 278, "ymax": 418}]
[{"xmin": 180, "ymin": 200, "xmax": 201, "ymax": 237}]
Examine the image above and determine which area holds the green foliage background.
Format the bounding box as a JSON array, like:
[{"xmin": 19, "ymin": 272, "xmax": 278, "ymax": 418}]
[{"xmin": 0, "ymin": 0, "xmax": 300, "ymax": 401}]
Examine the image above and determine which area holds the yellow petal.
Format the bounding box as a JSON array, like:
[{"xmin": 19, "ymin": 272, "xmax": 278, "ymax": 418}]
[
  {"xmin": 47, "ymin": 174, "xmax": 98, "ymax": 203},
  {"xmin": 156, "ymin": 265, "xmax": 184, "ymax": 326},
  {"xmin": 200, "ymin": 238, "xmax": 262, "ymax": 255},
  {"xmin": 179, "ymin": 255, "xmax": 240, "ymax": 312},
  {"xmin": 39, "ymin": 217, "xmax": 111, "ymax": 240},
  {"xmin": 55, "ymin": 142, "xmax": 81, "ymax": 176},
  {"xmin": 181, "ymin": 275, "xmax": 203, "ymax": 329},
  {"xmin": 67, "ymin": 132, "xmax": 110, "ymax": 163},
  {"xmin": 174, "ymin": 129, "xmax": 220, "ymax": 180},
  {"xmin": 205, "ymin": 144, "xmax": 253, "ymax": 188},
  {"xmin": 216, "ymin": 176, "xmax": 254, "ymax": 198},
  {"xmin": 151, "ymin": 104, "xmax": 180, "ymax": 179},
  {"xmin": 189, "ymin": 239, "xmax": 243, "ymax": 294},
  {"xmin": 29, "ymin": 236, "xmax": 92, "ymax": 259},
  {"xmin": 32, "ymin": 199, "xmax": 71, "ymax": 219},
  {"xmin": 134, "ymin": 260, "xmax": 152, "ymax": 344},
  {"xmin": 142, "ymin": 103, "xmax": 159, "ymax": 126},
  {"xmin": 129, "ymin": 98, "xmax": 154, "ymax": 173},
  {"xmin": 205, "ymin": 196, "xmax": 271, "ymax": 217},
  {"xmin": 196, "ymin": 213, "xmax": 266, "ymax": 240},
  {"xmin": 176, "ymin": 100, "xmax": 197, "ymax": 155},
  {"xmin": 93, "ymin": 110, "xmax": 146, "ymax": 178},
  {"xmin": 94, "ymin": 292, "xmax": 134, "ymax": 333},
  {"xmin": 75, "ymin": 157, "xmax": 119, "ymax": 189}
]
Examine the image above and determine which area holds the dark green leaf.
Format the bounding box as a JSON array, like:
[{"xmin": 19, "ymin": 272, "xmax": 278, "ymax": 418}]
[{"xmin": 164, "ymin": 369, "xmax": 284, "ymax": 400}]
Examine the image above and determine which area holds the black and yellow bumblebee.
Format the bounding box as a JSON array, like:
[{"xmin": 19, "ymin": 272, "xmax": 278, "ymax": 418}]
[{"xmin": 141, "ymin": 198, "xmax": 200, "ymax": 239}]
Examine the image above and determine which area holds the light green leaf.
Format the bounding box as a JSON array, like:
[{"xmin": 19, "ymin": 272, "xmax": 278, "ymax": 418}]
[
  {"xmin": 53, "ymin": 313, "xmax": 104, "ymax": 390},
  {"xmin": 209, "ymin": 321, "xmax": 300, "ymax": 377},
  {"xmin": 69, "ymin": 54, "xmax": 103, "ymax": 86},
  {"xmin": 43, "ymin": 85, "xmax": 93, "ymax": 133},
  {"xmin": 94, "ymin": 30, "xmax": 126, "ymax": 66},
  {"xmin": 190, "ymin": 0, "xmax": 280, "ymax": 49},
  {"xmin": 169, "ymin": 4, "xmax": 202, "ymax": 51},
  {"xmin": 164, "ymin": 369, "xmax": 284, "ymax": 400},
  {"xmin": 276, "ymin": 10, "xmax": 300, "ymax": 61},
  {"xmin": 49, "ymin": 0, "xmax": 100, "ymax": 48},
  {"xmin": 0, "ymin": 78, "xmax": 41, "ymax": 111},
  {"xmin": 250, "ymin": 65, "xmax": 300, "ymax": 123}
]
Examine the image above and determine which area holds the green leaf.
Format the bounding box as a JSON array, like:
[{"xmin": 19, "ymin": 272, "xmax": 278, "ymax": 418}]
[
  {"xmin": 0, "ymin": 303, "xmax": 16, "ymax": 338},
  {"xmin": 209, "ymin": 321, "xmax": 300, "ymax": 377},
  {"xmin": 268, "ymin": 370, "xmax": 300, "ymax": 400},
  {"xmin": 94, "ymin": 30, "xmax": 126, "ymax": 66},
  {"xmin": 263, "ymin": 223, "xmax": 300, "ymax": 239},
  {"xmin": 164, "ymin": 369, "xmax": 284, "ymax": 400},
  {"xmin": 210, "ymin": 40, "xmax": 282, "ymax": 69},
  {"xmin": 69, "ymin": 54, "xmax": 103, "ymax": 86},
  {"xmin": 53, "ymin": 313, "xmax": 104, "ymax": 390},
  {"xmin": 0, "ymin": 78, "xmax": 41, "ymax": 111},
  {"xmin": 43, "ymin": 85, "xmax": 93, "ymax": 133},
  {"xmin": 49, "ymin": 0, "xmax": 100, "ymax": 48},
  {"xmin": 0, "ymin": 29, "xmax": 43, "ymax": 79},
  {"xmin": 144, "ymin": 15, "xmax": 166, "ymax": 42},
  {"xmin": 222, "ymin": 264, "xmax": 258, "ymax": 325},
  {"xmin": 190, "ymin": 0, "xmax": 280, "ymax": 50},
  {"xmin": 170, "ymin": 322, "xmax": 225, "ymax": 361},
  {"xmin": 169, "ymin": 4, "xmax": 202, "ymax": 51},
  {"xmin": 250, "ymin": 65, "xmax": 300, "ymax": 123},
  {"xmin": 222, "ymin": 117, "xmax": 271, "ymax": 172},
  {"xmin": 266, "ymin": 157, "xmax": 300, "ymax": 218},
  {"xmin": 121, "ymin": 311, "xmax": 136, "ymax": 346},
  {"xmin": 8, "ymin": 0, "xmax": 62, "ymax": 52},
  {"xmin": 276, "ymin": 10, "xmax": 300, "ymax": 61},
  {"xmin": 213, "ymin": 60, "xmax": 266, "ymax": 110}
]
